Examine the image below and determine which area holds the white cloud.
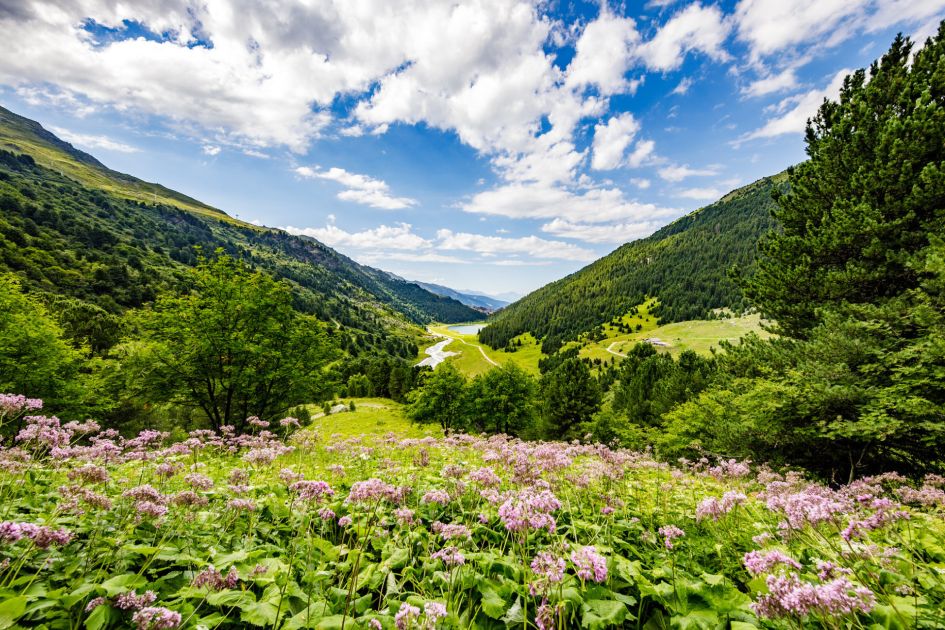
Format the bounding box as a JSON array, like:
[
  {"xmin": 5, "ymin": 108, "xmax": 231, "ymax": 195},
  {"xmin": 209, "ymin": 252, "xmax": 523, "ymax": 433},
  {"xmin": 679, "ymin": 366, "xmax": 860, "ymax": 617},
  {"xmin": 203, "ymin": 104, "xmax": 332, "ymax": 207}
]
[
  {"xmin": 591, "ymin": 113, "xmax": 640, "ymax": 170},
  {"xmin": 636, "ymin": 3, "xmax": 731, "ymax": 71},
  {"xmin": 565, "ymin": 12, "xmax": 641, "ymax": 96},
  {"xmin": 671, "ymin": 77, "xmax": 694, "ymax": 95},
  {"xmin": 541, "ymin": 218, "xmax": 668, "ymax": 243},
  {"xmin": 658, "ymin": 164, "xmax": 721, "ymax": 182},
  {"xmin": 742, "ymin": 67, "xmax": 798, "ymax": 97},
  {"xmin": 735, "ymin": 0, "xmax": 945, "ymax": 63},
  {"xmin": 48, "ymin": 126, "xmax": 139, "ymax": 153},
  {"xmin": 734, "ymin": 0, "xmax": 867, "ymax": 60},
  {"xmin": 294, "ymin": 166, "xmax": 417, "ymax": 210},
  {"xmin": 202, "ymin": 145, "xmax": 221, "ymax": 156},
  {"xmin": 737, "ymin": 68, "xmax": 849, "ymax": 142},
  {"xmin": 436, "ymin": 229, "xmax": 596, "ymax": 261},
  {"xmin": 625, "ymin": 139, "xmax": 656, "ymax": 168},
  {"xmin": 631, "ymin": 177, "xmax": 651, "ymax": 189},
  {"xmin": 676, "ymin": 187, "xmax": 723, "ymax": 200},
  {"xmin": 461, "ymin": 182, "xmax": 679, "ymax": 223},
  {"xmin": 284, "ymin": 222, "xmax": 430, "ymax": 250}
]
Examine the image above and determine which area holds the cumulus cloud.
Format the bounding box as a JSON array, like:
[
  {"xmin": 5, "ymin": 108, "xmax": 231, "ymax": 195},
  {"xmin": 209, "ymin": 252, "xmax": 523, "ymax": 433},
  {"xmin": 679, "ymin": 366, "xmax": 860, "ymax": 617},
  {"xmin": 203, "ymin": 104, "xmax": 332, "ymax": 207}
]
[
  {"xmin": 736, "ymin": 68, "xmax": 850, "ymax": 143},
  {"xmin": 676, "ymin": 187, "xmax": 723, "ymax": 200},
  {"xmin": 734, "ymin": 0, "xmax": 867, "ymax": 60},
  {"xmin": 202, "ymin": 145, "xmax": 221, "ymax": 156},
  {"xmin": 591, "ymin": 113, "xmax": 641, "ymax": 170},
  {"xmin": 295, "ymin": 166, "xmax": 417, "ymax": 210},
  {"xmin": 636, "ymin": 3, "xmax": 731, "ymax": 71},
  {"xmin": 565, "ymin": 12, "xmax": 641, "ymax": 95},
  {"xmin": 461, "ymin": 182, "xmax": 678, "ymax": 224},
  {"xmin": 742, "ymin": 67, "xmax": 799, "ymax": 97},
  {"xmin": 284, "ymin": 222, "xmax": 430, "ymax": 250},
  {"xmin": 48, "ymin": 126, "xmax": 139, "ymax": 153},
  {"xmin": 541, "ymin": 218, "xmax": 669, "ymax": 243},
  {"xmin": 436, "ymin": 229, "xmax": 596, "ymax": 261},
  {"xmin": 658, "ymin": 164, "xmax": 721, "ymax": 182},
  {"xmin": 735, "ymin": 0, "xmax": 945, "ymax": 64}
]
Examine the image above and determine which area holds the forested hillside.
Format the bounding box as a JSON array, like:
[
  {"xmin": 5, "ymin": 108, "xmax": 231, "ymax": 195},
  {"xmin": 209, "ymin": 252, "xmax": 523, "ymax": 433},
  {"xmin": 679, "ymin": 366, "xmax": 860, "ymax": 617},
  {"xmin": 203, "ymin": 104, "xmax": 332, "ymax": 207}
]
[
  {"xmin": 0, "ymin": 107, "xmax": 480, "ymax": 357},
  {"xmin": 480, "ymin": 174, "xmax": 784, "ymax": 351}
]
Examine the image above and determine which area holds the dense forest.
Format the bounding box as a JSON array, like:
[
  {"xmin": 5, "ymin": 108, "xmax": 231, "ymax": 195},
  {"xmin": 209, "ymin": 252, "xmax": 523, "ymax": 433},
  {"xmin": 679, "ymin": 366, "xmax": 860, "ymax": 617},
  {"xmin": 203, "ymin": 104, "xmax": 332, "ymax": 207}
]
[{"xmin": 479, "ymin": 174, "xmax": 782, "ymax": 351}]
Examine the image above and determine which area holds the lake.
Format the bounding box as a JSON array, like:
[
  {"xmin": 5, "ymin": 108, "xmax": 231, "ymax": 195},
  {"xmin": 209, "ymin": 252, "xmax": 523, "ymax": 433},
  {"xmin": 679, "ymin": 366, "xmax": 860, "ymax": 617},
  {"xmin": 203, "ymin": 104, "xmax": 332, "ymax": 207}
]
[{"xmin": 449, "ymin": 323, "xmax": 487, "ymax": 335}]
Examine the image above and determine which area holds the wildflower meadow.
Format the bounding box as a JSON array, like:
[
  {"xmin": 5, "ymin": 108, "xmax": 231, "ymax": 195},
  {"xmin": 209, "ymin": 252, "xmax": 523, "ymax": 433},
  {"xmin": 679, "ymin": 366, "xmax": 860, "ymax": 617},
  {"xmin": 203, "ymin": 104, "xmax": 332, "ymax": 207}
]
[{"xmin": 0, "ymin": 393, "xmax": 943, "ymax": 629}]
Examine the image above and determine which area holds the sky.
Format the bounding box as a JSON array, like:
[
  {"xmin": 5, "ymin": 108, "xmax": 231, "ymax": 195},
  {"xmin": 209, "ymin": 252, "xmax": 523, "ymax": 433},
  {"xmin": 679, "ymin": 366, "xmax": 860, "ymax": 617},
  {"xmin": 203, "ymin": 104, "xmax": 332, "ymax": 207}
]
[{"xmin": 1, "ymin": 0, "xmax": 943, "ymax": 299}]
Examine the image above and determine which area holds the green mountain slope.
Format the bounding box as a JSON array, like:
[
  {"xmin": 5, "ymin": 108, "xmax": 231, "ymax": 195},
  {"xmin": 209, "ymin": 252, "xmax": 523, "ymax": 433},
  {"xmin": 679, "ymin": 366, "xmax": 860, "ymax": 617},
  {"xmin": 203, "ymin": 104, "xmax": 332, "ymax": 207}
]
[
  {"xmin": 480, "ymin": 174, "xmax": 785, "ymax": 351},
  {"xmin": 0, "ymin": 106, "xmax": 480, "ymax": 357}
]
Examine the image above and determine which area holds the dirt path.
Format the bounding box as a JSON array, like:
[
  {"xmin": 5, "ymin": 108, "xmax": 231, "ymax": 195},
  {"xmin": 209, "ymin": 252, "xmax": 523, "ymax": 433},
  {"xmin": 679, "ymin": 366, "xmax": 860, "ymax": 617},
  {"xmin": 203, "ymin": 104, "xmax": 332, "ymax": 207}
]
[{"xmin": 605, "ymin": 341, "xmax": 627, "ymax": 357}]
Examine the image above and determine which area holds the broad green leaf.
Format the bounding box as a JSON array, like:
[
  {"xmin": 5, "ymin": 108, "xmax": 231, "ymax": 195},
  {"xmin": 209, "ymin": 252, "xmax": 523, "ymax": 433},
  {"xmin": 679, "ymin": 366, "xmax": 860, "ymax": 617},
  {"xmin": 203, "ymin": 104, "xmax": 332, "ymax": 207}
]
[
  {"xmin": 100, "ymin": 574, "xmax": 147, "ymax": 597},
  {"xmin": 83, "ymin": 604, "xmax": 115, "ymax": 630},
  {"xmin": 240, "ymin": 601, "xmax": 281, "ymax": 626},
  {"xmin": 206, "ymin": 589, "xmax": 257, "ymax": 609},
  {"xmin": 0, "ymin": 596, "xmax": 27, "ymax": 630},
  {"xmin": 478, "ymin": 586, "xmax": 507, "ymax": 619},
  {"xmin": 581, "ymin": 599, "xmax": 627, "ymax": 630}
]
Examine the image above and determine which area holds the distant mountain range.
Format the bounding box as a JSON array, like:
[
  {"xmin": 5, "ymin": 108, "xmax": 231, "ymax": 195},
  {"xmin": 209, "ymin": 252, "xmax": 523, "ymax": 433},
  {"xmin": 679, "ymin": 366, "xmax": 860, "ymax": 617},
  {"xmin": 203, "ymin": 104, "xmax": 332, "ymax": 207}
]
[
  {"xmin": 0, "ymin": 105, "xmax": 481, "ymax": 358},
  {"xmin": 480, "ymin": 173, "xmax": 785, "ymax": 351},
  {"xmin": 412, "ymin": 281, "xmax": 511, "ymax": 313}
]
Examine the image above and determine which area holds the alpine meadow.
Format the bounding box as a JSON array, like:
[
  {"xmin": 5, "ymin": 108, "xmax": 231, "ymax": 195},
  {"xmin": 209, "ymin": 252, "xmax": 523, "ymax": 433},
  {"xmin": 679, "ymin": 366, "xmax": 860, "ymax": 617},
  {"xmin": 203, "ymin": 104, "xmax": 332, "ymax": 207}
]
[{"xmin": 1, "ymin": 3, "xmax": 945, "ymax": 630}]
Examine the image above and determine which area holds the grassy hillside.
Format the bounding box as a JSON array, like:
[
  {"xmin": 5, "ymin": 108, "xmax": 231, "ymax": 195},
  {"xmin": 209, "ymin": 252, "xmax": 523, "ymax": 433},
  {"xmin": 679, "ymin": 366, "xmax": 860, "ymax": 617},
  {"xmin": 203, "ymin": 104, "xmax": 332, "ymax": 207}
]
[
  {"xmin": 0, "ymin": 105, "xmax": 230, "ymax": 221},
  {"xmin": 480, "ymin": 173, "xmax": 785, "ymax": 351},
  {"xmin": 0, "ymin": 107, "xmax": 481, "ymax": 358},
  {"xmin": 423, "ymin": 309, "xmax": 767, "ymax": 378}
]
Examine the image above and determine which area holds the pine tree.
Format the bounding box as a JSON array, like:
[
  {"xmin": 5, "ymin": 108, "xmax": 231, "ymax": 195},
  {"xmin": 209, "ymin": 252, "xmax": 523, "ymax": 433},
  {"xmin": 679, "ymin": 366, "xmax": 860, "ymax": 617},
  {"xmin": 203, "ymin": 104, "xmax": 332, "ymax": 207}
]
[{"xmin": 747, "ymin": 27, "xmax": 945, "ymax": 338}]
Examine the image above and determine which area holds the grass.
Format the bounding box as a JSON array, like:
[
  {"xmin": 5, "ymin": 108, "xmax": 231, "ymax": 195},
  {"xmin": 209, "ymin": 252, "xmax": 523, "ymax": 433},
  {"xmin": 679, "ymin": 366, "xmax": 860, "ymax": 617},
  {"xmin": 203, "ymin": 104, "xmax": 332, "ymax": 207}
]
[
  {"xmin": 587, "ymin": 313, "xmax": 771, "ymax": 359},
  {"xmin": 303, "ymin": 397, "xmax": 436, "ymax": 439},
  {"xmin": 424, "ymin": 324, "xmax": 541, "ymax": 377},
  {"xmin": 0, "ymin": 106, "xmax": 250, "ymax": 225},
  {"xmin": 424, "ymin": 304, "xmax": 771, "ymax": 378}
]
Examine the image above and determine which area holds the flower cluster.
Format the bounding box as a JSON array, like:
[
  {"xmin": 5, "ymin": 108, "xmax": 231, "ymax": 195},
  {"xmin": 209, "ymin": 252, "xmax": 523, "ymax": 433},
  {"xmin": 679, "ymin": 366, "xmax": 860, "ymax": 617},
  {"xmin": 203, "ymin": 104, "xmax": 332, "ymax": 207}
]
[
  {"xmin": 570, "ymin": 546, "xmax": 608, "ymax": 583},
  {"xmin": 695, "ymin": 491, "xmax": 746, "ymax": 521},
  {"xmin": 658, "ymin": 525, "xmax": 685, "ymax": 550},
  {"xmin": 0, "ymin": 521, "xmax": 73, "ymax": 548},
  {"xmin": 431, "ymin": 546, "xmax": 465, "ymax": 567},
  {"xmin": 752, "ymin": 573, "xmax": 875, "ymax": 619},
  {"xmin": 530, "ymin": 551, "xmax": 566, "ymax": 594},
  {"xmin": 131, "ymin": 606, "xmax": 182, "ymax": 629},
  {"xmin": 743, "ymin": 550, "xmax": 802, "ymax": 576},
  {"xmin": 498, "ymin": 488, "xmax": 561, "ymax": 534}
]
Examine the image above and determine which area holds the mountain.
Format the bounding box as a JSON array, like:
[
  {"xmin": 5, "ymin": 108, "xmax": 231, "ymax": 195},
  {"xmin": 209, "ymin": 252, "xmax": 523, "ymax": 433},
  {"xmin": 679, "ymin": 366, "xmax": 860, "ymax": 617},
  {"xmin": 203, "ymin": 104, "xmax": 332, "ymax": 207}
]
[
  {"xmin": 413, "ymin": 281, "xmax": 509, "ymax": 312},
  {"xmin": 0, "ymin": 105, "xmax": 480, "ymax": 357},
  {"xmin": 479, "ymin": 173, "xmax": 785, "ymax": 352}
]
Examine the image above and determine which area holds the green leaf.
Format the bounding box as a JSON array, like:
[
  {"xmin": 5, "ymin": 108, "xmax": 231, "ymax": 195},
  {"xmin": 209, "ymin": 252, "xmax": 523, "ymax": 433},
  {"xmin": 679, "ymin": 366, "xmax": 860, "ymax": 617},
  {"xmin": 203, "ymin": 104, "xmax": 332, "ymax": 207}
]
[
  {"xmin": 83, "ymin": 604, "xmax": 114, "ymax": 630},
  {"xmin": 0, "ymin": 596, "xmax": 27, "ymax": 630},
  {"xmin": 478, "ymin": 586, "xmax": 507, "ymax": 619},
  {"xmin": 240, "ymin": 601, "xmax": 281, "ymax": 626},
  {"xmin": 100, "ymin": 574, "xmax": 147, "ymax": 597},
  {"xmin": 581, "ymin": 599, "xmax": 627, "ymax": 630},
  {"xmin": 206, "ymin": 589, "xmax": 257, "ymax": 609},
  {"xmin": 501, "ymin": 598, "xmax": 524, "ymax": 625},
  {"xmin": 283, "ymin": 602, "xmax": 332, "ymax": 630}
]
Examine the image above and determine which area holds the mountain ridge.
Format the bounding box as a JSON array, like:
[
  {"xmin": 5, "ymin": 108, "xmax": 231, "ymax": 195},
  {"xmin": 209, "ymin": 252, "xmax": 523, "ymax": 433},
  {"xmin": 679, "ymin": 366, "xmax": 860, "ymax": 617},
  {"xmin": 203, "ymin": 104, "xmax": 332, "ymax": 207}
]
[{"xmin": 0, "ymin": 106, "xmax": 481, "ymax": 357}]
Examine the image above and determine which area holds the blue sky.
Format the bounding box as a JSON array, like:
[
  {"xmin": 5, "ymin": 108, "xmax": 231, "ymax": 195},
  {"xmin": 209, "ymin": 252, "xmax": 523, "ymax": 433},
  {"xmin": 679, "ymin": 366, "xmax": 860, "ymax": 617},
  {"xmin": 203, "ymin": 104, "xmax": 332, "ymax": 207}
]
[{"xmin": 1, "ymin": 0, "xmax": 942, "ymax": 298}]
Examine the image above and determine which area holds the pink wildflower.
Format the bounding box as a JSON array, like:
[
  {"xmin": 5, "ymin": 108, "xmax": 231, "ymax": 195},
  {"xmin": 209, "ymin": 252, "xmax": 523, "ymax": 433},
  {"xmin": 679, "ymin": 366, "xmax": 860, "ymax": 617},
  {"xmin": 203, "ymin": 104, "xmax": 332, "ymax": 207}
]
[
  {"xmin": 131, "ymin": 606, "xmax": 182, "ymax": 629},
  {"xmin": 658, "ymin": 525, "xmax": 685, "ymax": 550},
  {"xmin": 571, "ymin": 546, "xmax": 607, "ymax": 583}
]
